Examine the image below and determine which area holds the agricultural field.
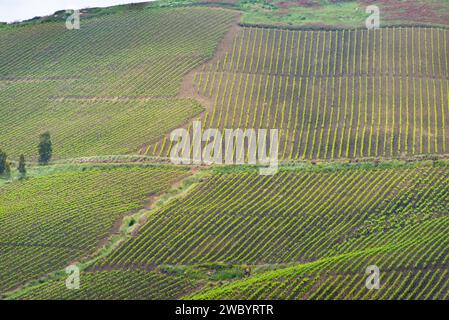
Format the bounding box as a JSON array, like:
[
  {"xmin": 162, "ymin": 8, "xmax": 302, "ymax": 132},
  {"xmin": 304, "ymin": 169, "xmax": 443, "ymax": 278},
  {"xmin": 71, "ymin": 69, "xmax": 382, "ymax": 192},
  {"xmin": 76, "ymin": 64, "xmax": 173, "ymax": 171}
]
[
  {"xmin": 93, "ymin": 162, "xmax": 449, "ymax": 268},
  {"xmin": 0, "ymin": 7, "xmax": 237, "ymax": 160},
  {"xmin": 154, "ymin": 0, "xmax": 449, "ymax": 29},
  {"xmin": 1, "ymin": 82, "xmax": 203, "ymax": 159},
  {"xmin": 8, "ymin": 161, "xmax": 449, "ymax": 300},
  {"xmin": 2, "ymin": 0, "xmax": 449, "ymax": 304},
  {"xmin": 188, "ymin": 213, "xmax": 449, "ymax": 299},
  {"xmin": 9, "ymin": 270, "xmax": 201, "ymax": 300},
  {"xmin": 0, "ymin": 164, "xmax": 190, "ymax": 295},
  {"xmin": 149, "ymin": 26, "xmax": 449, "ymax": 160}
]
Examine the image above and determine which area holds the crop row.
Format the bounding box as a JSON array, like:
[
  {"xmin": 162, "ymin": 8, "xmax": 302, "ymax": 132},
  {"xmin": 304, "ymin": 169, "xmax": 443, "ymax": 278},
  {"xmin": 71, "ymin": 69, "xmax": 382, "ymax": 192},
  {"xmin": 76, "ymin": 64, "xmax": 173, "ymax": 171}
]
[
  {"xmin": 211, "ymin": 27, "xmax": 449, "ymax": 77},
  {"xmin": 0, "ymin": 83, "xmax": 203, "ymax": 160},
  {"xmin": 0, "ymin": 8, "xmax": 237, "ymax": 97},
  {"xmin": 0, "ymin": 7, "xmax": 237, "ymax": 159},
  {"xmin": 148, "ymin": 27, "xmax": 449, "ymax": 160},
  {"xmin": 151, "ymin": 73, "xmax": 449, "ymax": 160},
  {"xmin": 12, "ymin": 270, "xmax": 199, "ymax": 300}
]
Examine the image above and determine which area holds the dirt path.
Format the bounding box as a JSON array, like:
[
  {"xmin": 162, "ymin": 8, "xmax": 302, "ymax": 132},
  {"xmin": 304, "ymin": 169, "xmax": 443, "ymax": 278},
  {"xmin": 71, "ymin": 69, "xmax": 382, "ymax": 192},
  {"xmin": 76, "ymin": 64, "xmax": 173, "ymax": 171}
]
[{"xmin": 178, "ymin": 21, "xmax": 242, "ymax": 112}]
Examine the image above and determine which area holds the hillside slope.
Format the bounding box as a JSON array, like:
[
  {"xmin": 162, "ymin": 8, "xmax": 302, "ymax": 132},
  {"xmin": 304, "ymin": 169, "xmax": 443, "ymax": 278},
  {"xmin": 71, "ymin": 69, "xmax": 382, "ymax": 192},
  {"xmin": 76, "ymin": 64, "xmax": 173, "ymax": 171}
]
[
  {"xmin": 0, "ymin": 164, "xmax": 190, "ymax": 295},
  {"xmin": 9, "ymin": 161, "xmax": 449, "ymax": 299},
  {"xmin": 3, "ymin": 2, "xmax": 449, "ymax": 301},
  {"xmin": 0, "ymin": 7, "xmax": 237, "ymax": 160}
]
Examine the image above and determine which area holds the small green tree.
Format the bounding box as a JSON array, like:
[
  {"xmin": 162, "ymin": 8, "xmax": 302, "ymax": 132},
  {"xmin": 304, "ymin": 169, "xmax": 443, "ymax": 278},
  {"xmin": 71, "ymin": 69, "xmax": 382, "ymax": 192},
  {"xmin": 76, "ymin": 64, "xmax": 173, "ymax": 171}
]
[
  {"xmin": 4, "ymin": 161, "xmax": 11, "ymax": 179},
  {"xmin": 38, "ymin": 131, "xmax": 52, "ymax": 165},
  {"xmin": 0, "ymin": 149, "xmax": 7, "ymax": 175},
  {"xmin": 18, "ymin": 154, "xmax": 26, "ymax": 180}
]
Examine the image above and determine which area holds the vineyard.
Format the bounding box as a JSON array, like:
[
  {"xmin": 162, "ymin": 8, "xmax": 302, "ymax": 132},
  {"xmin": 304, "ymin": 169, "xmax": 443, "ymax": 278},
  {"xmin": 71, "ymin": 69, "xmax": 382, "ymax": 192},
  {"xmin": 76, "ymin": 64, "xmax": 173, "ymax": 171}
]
[
  {"xmin": 148, "ymin": 26, "xmax": 449, "ymax": 160},
  {"xmin": 93, "ymin": 162, "xmax": 449, "ymax": 267},
  {"xmin": 184, "ymin": 166, "xmax": 449, "ymax": 299},
  {"xmin": 0, "ymin": 7, "xmax": 237, "ymax": 160},
  {"xmin": 2, "ymin": 0, "xmax": 449, "ymax": 302},
  {"xmin": 9, "ymin": 161, "xmax": 449, "ymax": 300},
  {"xmin": 188, "ymin": 212, "xmax": 449, "ymax": 299},
  {"xmin": 10, "ymin": 270, "xmax": 201, "ymax": 300},
  {"xmin": 1, "ymin": 85, "xmax": 203, "ymax": 159},
  {"xmin": 0, "ymin": 7, "xmax": 236, "ymax": 97},
  {"xmin": 0, "ymin": 164, "xmax": 190, "ymax": 295}
]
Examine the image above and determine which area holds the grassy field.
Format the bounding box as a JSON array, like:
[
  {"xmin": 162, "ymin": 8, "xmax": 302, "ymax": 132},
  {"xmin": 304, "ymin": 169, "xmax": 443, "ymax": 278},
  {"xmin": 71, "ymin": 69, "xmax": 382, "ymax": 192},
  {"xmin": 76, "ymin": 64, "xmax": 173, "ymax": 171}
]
[
  {"xmin": 240, "ymin": 0, "xmax": 368, "ymax": 28},
  {"xmin": 238, "ymin": 0, "xmax": 449, "ymax": 29}
]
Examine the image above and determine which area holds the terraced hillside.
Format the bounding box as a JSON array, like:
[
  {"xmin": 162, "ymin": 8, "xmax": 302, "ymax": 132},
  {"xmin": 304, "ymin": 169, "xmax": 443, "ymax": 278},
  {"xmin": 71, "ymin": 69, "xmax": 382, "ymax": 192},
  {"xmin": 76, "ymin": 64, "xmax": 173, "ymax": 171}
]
[
  {"xmin": 0, "ymin": 7, "xmax": 237, "ymax": 160},
  {"xmin": 148, "ymin": 26, "xmax": 449, "ymax": 160}
]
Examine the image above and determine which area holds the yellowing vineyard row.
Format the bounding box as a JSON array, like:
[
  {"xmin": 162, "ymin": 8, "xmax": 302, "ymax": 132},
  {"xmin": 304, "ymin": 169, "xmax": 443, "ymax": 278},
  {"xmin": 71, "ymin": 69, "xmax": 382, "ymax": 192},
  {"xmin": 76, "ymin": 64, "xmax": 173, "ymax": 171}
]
[
  {"xmin": 204, "ymin": 27, "xmax": 449, "ymax": 77},
  {"xmin": 0, "ymin": 7, "xmax": 237, "ymax": 160},
  {"xmin": 148, "ymin": 27, "xmax": 449, "ymax": 160}
]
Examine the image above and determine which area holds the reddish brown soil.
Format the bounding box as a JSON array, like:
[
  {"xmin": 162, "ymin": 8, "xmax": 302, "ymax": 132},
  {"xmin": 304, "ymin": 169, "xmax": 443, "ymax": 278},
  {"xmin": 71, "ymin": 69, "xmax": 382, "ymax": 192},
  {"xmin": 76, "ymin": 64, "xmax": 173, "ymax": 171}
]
[{"xmin": 359, "ymin": 0, "xmax": 449, "ymax": 26}]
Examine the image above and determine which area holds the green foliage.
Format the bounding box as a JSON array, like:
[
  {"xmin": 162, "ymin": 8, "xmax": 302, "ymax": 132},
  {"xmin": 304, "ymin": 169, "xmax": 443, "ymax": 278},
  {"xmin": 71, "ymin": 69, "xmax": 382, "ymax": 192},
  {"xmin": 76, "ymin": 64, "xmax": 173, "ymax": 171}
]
[
  {"xmin": 239, "ymin": 0, "xmax": 367, "ymax": 28},
  {"xmin": 17, "ymin": 155, "xmax": 26, "ymax": 179},
  {"xmin": 0, "ymin": 149, "xmax": 7, "ymax": 175},
  {"xmin": 4, "ymin": 161, "xmax": 11, "ymax": 179},
  {"xmin": 38, "ymin": 131, "xmax": 52, "ymax": 165}
]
